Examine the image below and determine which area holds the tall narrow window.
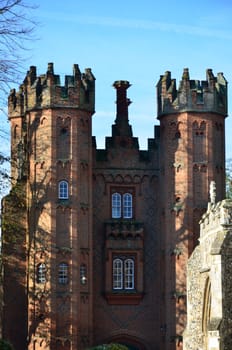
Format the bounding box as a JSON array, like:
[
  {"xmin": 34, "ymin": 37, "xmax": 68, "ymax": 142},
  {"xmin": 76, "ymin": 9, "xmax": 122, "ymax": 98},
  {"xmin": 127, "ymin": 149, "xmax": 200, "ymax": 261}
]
[
  {"xmin": 112, "ymin": 193, "xmax": 121, "ymax": 218},
  {"xmin": 37, "ymin": 263, "xmax": 46, "ymax": 284},
  {"xmin": 113, "ymin": 258, "xmax": 123, "ymax": 289},
  {"xmin": 80, "ymin": 264, "xmax": 87, "ymax": 285},
  {"xmin": 193, "ymin": 121, "xmax": 206, "ymax": 163},
  {"xmin": 123, "ymin": 193, "xmax": 133, "ymax": 218},
  {"xmin": 58, "ymin": 180, "xmax": 69, "ymax": 199},
  {"xmin": 58, "ymin": 263, "xmax": 68, "ymax": 284},
  {"xmin": 56, "ymin": 117, "xmax": 71, "ymax": 160},
  {"xmin": 124, "ymin": 258, "xmax": 134, "ymax": 289},
  {"xmin": 58, "ymin": 128, "xmax": 70, "ymax": 159}
]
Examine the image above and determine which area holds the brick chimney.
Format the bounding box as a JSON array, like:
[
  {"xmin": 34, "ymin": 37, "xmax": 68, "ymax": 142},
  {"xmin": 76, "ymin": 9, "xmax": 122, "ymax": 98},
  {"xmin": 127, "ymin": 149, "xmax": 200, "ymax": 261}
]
[{"xmin": 112, "ymin": 80, "xmax": 132, "ymax": 137}]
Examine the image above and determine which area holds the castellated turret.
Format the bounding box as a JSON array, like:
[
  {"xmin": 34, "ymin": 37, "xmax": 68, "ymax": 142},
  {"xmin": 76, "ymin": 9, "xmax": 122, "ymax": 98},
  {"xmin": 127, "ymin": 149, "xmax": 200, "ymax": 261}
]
[
  {"xmin": 3, "ymin": 63, "xmax": 96, "ymax": 350},
  {"xmin": 157, "ymin": 68, "xmax": 227, "ymax": 117},
  {"xmin": 157, "ymin": 68, "xmax": 227, "ymax": 348},
  {"xmin": 8, "ymin": 62, "xmax": 95, "ymax": 117}
]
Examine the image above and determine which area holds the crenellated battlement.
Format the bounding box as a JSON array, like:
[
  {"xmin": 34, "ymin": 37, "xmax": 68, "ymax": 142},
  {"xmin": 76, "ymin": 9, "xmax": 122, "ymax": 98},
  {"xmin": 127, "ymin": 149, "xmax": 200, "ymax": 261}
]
[
  {"xmin": 157, "ymin": 68, "xmax": 227, "ymax": 117},
  {"xmin": 8, "ymin": 63, "xmax": 95, "ymax": 117}
]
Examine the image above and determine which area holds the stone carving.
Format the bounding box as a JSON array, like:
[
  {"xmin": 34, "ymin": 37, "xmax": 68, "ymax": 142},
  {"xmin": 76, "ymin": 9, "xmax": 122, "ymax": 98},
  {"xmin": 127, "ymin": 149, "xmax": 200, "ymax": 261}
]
[{"xmin": 210, "ymin": 180, "xmax": 216, "ymax": 204}]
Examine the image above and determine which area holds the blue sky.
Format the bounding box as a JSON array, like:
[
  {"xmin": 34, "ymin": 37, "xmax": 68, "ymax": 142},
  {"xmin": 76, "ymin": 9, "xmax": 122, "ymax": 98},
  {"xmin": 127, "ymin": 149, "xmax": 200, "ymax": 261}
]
[{"xmin": 3, "ymin": 0, "xmax": 232, "ymax": 157}]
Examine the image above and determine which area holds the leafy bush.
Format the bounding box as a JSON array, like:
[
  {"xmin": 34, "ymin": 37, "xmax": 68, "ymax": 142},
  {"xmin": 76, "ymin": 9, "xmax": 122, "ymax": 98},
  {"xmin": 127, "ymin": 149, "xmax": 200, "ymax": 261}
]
[{"xmin": 0, "ymin": 339, "xmax": 14, "ymax": 350}]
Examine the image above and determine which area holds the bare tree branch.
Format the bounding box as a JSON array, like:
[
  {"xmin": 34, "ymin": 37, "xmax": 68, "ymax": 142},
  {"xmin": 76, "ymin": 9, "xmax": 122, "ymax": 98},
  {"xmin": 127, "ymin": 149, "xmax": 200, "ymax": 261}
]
[
  {"xmin": 0, "ymin": 0, "xmax": 37, "ymax": 194},
  {"xmin": 0, "ymin": 0, "xmax": 37, "ymax": 102}
]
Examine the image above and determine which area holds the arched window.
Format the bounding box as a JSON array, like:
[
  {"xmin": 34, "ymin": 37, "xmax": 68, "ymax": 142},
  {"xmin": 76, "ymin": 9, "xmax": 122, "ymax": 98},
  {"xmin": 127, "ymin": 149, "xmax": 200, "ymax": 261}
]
[
  {"xmin": 58, "ymin": 263, "xmax": 68, "ymax": 284},
  {"xmin": 58, "ymin": 180, "xmax": 69, "ymax": 199},
  {"xmin": 113, "ymin": 258, "xmax": 123, "ymax": 289},
  {"xmin": 123, "ymin": 193, "xmax": 133, "ymax": 218},
  {"xmin": 112, "ymin": 193, "xmax": 121, "ymax": 218},
  {"xmin": 124, "ymin": 258, "xmax": 134, "ymax": 289},
  {"xmin": 13, "ymin": 125, "xmax": 19, "ymax": 139},
  {"xmin": 37, "ymin": 263, "xmax": 46, "ymax": 283},
  {"xmin": 111, "ymin": 191, "xmax": 133, "ymax": 219},
  {"xmin": 113, "ymin": 257, "xmax": 135, "ymax": 290}
]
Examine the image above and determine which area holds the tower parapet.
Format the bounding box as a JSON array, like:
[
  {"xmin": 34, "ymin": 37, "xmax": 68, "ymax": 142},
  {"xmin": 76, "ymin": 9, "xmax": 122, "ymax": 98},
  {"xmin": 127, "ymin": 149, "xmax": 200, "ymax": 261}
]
[
  {"xmin": 157, "ymin": 68, "xmax": 227, "ymax": 117},
  {"xmin": 8, "ymin": 62, "xmax": 95, "ymax": 117}
]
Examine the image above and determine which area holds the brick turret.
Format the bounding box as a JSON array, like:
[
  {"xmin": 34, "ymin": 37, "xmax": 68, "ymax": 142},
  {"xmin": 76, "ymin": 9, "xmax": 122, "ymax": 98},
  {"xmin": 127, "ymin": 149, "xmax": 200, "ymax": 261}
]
[
  {"xmin": 2, "ymin": 63, "xmax": 95, "ymax": 350},
  {"xmin": 8, "ymin": 63, "xmax": 95, "ymax": 182},
  {"xmin": 158, "ymin": 69, "xmax": 227, "ymax": 350}
]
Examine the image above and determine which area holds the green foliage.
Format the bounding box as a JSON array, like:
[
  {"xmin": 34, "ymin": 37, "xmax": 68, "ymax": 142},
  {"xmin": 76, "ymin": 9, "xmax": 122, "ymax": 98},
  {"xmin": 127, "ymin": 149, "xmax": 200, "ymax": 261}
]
[
  {"xmin": 0, "ymin": 152, "xmax": 10, "ymax": 196},
  {"xmin": 1, "ymin": 182, "xmax": 26, "ymax": 247},
  {"xmin": 88, "ymin": 343, "xmax": 129, "ymax": 350},
  {"xmin": 226, "ymin": 170, "xmax": 232, "ymax": 199},
  {"xmin": 0, "ymin": 339, "xmax": 14, "ymax": 350}
]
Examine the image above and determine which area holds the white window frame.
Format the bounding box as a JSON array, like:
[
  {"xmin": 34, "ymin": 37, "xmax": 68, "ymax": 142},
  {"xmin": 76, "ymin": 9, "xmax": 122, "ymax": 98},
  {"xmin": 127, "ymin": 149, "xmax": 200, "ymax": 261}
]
[
  {"xmin": 58, "ymin": 262, "xmax": 68, "ymax": 284},
  {"xmin": 58, "ymin": 180, "xmax": 69, "ymax": 199},
  {"xmin": 123, "ymin": 193, "xmax": 133, "ymax": 219},
  {"xmin": 113, "ymin": 258, "xmax": 123, "ymax": 289},
  {"xmin": 124, "ymin": 258, "xmax": 134, "ymax": 289},
  {"xmin": 112, "ymin": 192, "xmax": 121, "ymax": 218},
  {"xmin": 37, "ymin": 263, "xmax": 46, "ymax": 284},
  {"xmin": 112, "ymin": 192, "xmax": 133, "ymax": 219},
  {"xmin": 112, "ymin": 257, "xmax": 135, "ymax": 290}
]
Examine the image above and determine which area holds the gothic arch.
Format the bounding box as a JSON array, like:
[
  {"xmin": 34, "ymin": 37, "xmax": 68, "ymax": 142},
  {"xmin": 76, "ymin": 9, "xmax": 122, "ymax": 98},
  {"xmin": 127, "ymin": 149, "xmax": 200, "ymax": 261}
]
[
  {"xmin": 133, "ymin": 175, "xmax": 141, "ymax": 183},
  {"xmin": 108, "ymin": 334, "xmax": 147, "ymax": 350},
  {"xmin": 13, "ymin": 124, "xmax": 20, "ymax": 139},
  {"xmin": 105, "ymin": 174, "xmax": 114, "ymax": 183},
  {"xmin": 40, "ymin": 116, "xmax": 47, "ymax": 125},
  {"xmin": 115, "ymin": 174, "xmax": 124, "ymax": 183},
  {"xmin": 193, "ymin": 120, "xmax": 198, "ymax": 129},
  {"xmin": 124, "ymin": 174, "xmax": 133, "ymax": 183},
  {"xmin": 200, "ymin": 120, "xmax": 206, "ymax": 130}
]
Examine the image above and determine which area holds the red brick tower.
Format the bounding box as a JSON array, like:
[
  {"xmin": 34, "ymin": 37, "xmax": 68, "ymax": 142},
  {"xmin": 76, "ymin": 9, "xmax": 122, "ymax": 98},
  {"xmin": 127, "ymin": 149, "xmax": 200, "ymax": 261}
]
[
  {"xmin": 2, "ymin": 63, "xmax": 95, "ymax": 350},
  {"xmin": 157, "ymin": 68, "xmax": 227, "ymax": 349}
]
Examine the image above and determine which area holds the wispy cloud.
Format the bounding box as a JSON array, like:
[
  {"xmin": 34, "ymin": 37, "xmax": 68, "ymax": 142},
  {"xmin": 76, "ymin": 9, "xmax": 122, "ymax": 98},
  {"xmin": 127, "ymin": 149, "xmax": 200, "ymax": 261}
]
[
  {"xmin": 41, "ymin": 11, "xmax": 232, "ymax": 40},
  {"xmin": 82, "ymin": 16, "xmax": 232, "ymax": 40}
]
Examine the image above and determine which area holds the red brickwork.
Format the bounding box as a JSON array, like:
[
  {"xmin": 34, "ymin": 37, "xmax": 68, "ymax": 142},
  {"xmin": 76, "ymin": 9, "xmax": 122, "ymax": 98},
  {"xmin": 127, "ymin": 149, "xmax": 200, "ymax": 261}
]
[{"xmin": 1, "ymin": 65, "xmax": 227, "ymax": 350}]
